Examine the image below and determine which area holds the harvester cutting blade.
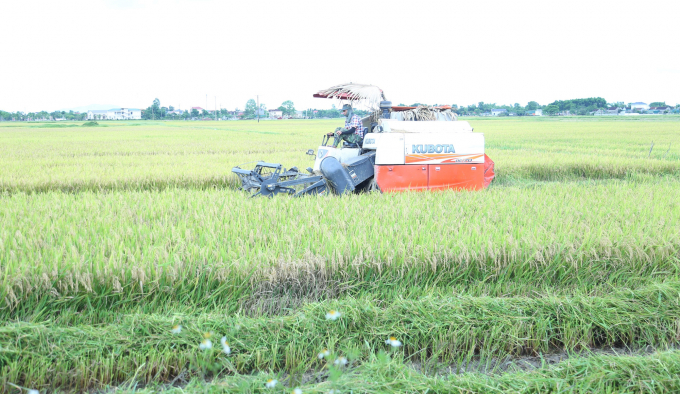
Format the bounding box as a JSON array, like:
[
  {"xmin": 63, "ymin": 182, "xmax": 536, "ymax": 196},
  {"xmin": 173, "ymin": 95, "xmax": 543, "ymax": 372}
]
[
  {"xmin": 253, "ymin": 175, "xmax": 325, "ymax": 198},
  {"xmin": 232, "ymin": 161, "xmax": 326, "ymax": 198}
]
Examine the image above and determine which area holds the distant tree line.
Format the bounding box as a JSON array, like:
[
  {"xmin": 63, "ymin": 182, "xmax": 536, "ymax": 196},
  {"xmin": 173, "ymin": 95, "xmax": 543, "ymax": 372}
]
[
  {"xmin": 297, "ymin": 105, "xmax": 369, "ymax": 119},
  {"xmin": 3, "ymin": 98, "xmax": 678, "ymax": 122},
  {"xmin": 0, "ymin": 110, "xmax": 87, "ymax": 121},
  {"xmin": 141, "ymin": 98, "xmax": 303, "ymax": 120},
  {"xmin": 447, "ymin": 100, "xmax": 588, "ymax": 116},
  {"xmin": 140, "ymin": 98, "xmax": 365, "ymax": 120},
  {"xmin": 540, "ymin": 97, "xmax": 608, "ymax": 116},
  {"xmin": 420, "ymin": 98, "xmax": 680, "ymax": 116},
  {"xmin": 394, "ymin": 101, "xmax": 544, "ymax": 116}
]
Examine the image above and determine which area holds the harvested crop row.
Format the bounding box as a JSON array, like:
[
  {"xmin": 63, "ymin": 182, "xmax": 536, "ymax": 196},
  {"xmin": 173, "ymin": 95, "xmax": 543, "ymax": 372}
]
[
  {"xmin": 2, "ymin": 281, "xmax": 680, "ymax": 390},
  {"xmin": 100, "ymin": 349, "xmax": 680, "ymax": 393}
]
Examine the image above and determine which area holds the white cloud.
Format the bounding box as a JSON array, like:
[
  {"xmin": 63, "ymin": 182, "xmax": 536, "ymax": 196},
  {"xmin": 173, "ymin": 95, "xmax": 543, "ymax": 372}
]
[{"xmin": 1, "ymin": 0, "xmax": 679, "ymax": 112}]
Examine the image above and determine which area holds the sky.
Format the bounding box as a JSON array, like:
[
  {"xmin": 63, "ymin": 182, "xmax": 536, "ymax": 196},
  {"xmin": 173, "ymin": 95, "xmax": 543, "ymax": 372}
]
[{"xmin": 2, "ymin": 0, "xmax": 679, "ymax": 113}]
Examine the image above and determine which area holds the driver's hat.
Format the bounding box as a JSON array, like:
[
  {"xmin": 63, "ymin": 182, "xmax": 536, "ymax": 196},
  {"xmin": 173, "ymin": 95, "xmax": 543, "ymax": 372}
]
[{"xmin": 340, "ymin": 104, "xmax": 352, "ymax": 112}]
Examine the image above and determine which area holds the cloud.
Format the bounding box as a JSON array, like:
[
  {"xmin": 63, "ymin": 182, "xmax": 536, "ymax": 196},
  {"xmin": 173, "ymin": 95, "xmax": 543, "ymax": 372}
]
[{"xmin": 2, "ymin": 0, "xmax": 680, "ymax": 112}]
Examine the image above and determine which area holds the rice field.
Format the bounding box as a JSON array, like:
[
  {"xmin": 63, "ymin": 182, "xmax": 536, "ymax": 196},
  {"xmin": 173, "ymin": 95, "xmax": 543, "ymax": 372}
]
[
  {"xmin": 1, "ymin": 117, "xmax": 678, "ymax": 193},
  {"xmin": 1, "ymin": 116, "xmax": 680, "ymax": 393}
]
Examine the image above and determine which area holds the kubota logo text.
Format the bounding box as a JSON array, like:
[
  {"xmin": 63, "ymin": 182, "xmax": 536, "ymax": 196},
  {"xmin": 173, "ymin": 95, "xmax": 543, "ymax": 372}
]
[{"xmin": 412, "ymin": 144, "xmax": 455, "ymax": 154}]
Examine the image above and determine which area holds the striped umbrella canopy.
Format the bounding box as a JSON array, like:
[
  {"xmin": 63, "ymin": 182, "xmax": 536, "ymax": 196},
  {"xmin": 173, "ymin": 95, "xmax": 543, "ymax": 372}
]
[{"xmin": 313, "ymin": 83, "xmax": 385, "ymax": 110}]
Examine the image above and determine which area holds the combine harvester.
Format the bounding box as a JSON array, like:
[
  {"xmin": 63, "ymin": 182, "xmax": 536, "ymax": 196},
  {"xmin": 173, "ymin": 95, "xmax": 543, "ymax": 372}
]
[{"xmin": 232, "ymin": 83, "xmax": 495, "ymax": 197}]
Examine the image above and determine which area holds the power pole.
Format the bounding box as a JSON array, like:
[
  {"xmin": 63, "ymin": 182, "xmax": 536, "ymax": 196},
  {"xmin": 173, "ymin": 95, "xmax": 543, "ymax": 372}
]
[
  {"xmin": 215, "ymin": 96, "xmax": 217, "ymax": 121},
  {"xmin": 257, "ymin": 95, "xmax": 259, "ymax": 123}
]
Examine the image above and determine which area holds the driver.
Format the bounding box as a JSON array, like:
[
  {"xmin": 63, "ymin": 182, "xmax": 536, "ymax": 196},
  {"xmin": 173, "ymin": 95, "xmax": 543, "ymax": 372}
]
[{"xmin": 327, "ymin": 104, "xmax": 365, "ymax": 148}]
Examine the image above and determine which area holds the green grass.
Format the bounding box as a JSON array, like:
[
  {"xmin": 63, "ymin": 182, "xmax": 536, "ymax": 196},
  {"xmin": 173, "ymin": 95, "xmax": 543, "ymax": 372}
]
[{"xmin": 1, "ymin": 117, "xmax": 680, "ymax": 392}]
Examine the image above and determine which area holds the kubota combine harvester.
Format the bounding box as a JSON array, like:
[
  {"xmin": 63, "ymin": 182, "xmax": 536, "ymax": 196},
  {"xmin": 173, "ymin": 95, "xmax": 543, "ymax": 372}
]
[{"xmin": 232, "ymin": 83, "xmax": 495, "ymax": 197}]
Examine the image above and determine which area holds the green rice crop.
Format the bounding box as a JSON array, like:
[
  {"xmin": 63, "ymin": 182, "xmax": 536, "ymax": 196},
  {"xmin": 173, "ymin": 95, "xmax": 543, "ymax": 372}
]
[
  {"xmin": 2, "ymin": 180, "xmax": 679, "ymax": 315},
  {"xmin": 0, "ymin": 117, "xmax": 678, "ymax": 193},
  {"xmin": 3, "ymin": 281, "xmax": 680, "ymax": 391},
  {"xmin": 1, "ymin": 117, "xmax": 679, "ymax": 392}
]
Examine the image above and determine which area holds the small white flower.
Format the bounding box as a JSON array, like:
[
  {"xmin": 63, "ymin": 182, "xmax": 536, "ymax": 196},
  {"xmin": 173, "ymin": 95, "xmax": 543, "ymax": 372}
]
[
  {"xmin": 385, "ymin": 336, "xmax": 402, "ymax": 347},
  {"xmin": 293, "ymin": 388, "xmax": 303, "ymax": 394},
  {"xmin": 28, "ymin": 390, "xmax": 40, "ymax": 394},
  {"xmin": 171, "ymin": 324, "xmax": 182, "ymax": 334},
  {"xmin": 203, "ymin": 331, "xmax": 214, "ymax": 339},
  {"xmin": 199, "ymin": 339, "xmax": 213, "ymax": 350},
  {"xmin": 221, "ymin": 336, "xmax": 231, "ymax": 354},
  {"xmin": 318, "ymin": 348, "xmax": 330, "ymax": 359},
  {"xmin": 265, "ymin": 379, "xmax": 278, "ymax": 388},
  {"xmin": 325, "ymin": 310, "xmax": 341, "ymax": 321},
  {"xmin": 328, "ymin": 390, "xmax": 338, "ymax": 394},
  {"xmin": 334, "ymin": 356, "xmax": 348, "ymax": 366}
]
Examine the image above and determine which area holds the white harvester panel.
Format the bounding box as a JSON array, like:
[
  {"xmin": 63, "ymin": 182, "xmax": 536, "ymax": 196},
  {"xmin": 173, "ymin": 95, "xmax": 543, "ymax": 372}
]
[
  {"xmin": 380, "ymin": 120, "xmax": 473, "ymax": 133},
  {"xmin": 403, "ymin": 133, "xmax": 484, "ymax": 164},
  {"xmin": 373, "ymin": 133, "xmax": 405, "ymax": 165},
  {"xmin": 313, "ymin": 147, "xmax": 361, "ymax": 172},
  {"xmin": 362, "ymin": 133, "xmax": 379, "ymax": 150}
]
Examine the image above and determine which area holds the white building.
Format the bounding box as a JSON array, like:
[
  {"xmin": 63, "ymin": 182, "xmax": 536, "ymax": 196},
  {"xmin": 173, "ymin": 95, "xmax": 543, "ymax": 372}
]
[
  {"xmin": 87, "ymin": 110, "xmax": 108, "ymax": 120},
  {"xmin": 630, "ymin": 102, "xmax": 649, "ymax": 111},
  {"xmin": 109, "ymin": 108, "xmax": 141, "ymax": 120},
  {"xmin": 490, "ymin": 108, "xmax": 507, "ymax": 116},
  {"xmin": 87, "ymin": 108, "xmax": 141, "ymax": 120},
  {"xmin": 269, "ymin": 109, "xmax": 283, "ymax": 118}
]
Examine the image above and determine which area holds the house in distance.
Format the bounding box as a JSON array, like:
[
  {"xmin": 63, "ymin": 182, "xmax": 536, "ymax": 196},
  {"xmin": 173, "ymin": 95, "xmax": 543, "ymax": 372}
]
[{"xmin": 87, "ymin": 108, "xmax": 141, "ymax": 120}]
